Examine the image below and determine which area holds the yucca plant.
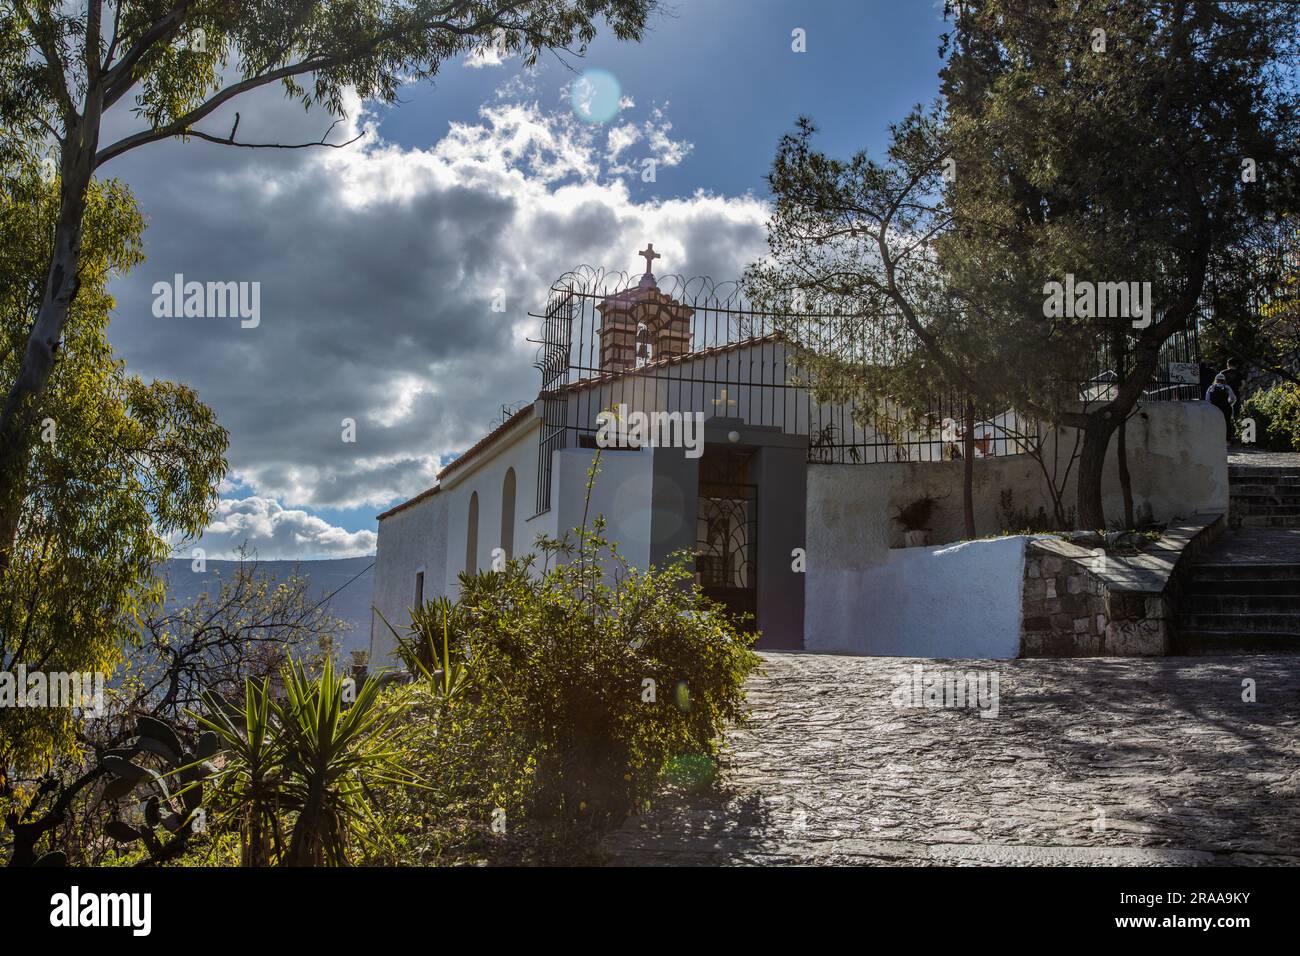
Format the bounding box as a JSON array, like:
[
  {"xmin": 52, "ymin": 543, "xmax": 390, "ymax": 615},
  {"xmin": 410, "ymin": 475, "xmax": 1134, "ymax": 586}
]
[
  {"xmin": 276, "ymin": 657, "xmax": 410, "ymax": 866},
  {"xmin": 194, "ymin": 678, "xmax": 287, "ymax": 867},
  {"xmin": 375, "ymin": 597, "xmax": 475, "ymax": 708}
]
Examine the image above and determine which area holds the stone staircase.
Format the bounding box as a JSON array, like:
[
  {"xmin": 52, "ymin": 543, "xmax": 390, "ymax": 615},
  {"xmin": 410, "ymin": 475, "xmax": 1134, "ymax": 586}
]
[
  {"xmin": 1227, "ymin": 463, "xmax": 1300, "ymax": 529},
  {"xmin": 1171, "ymin": 459, "xmax": 1300, "ymax": 654}
]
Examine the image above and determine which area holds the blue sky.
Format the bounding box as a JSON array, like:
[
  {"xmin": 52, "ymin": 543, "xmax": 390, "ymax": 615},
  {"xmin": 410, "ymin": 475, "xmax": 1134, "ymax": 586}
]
[
  {"xmin": 373, "ymin": 0, "xmax": 949, "ymax": 199},
  {"xmin": 103, "ymin": 0, "xmax": 952, "ymax": 558}
]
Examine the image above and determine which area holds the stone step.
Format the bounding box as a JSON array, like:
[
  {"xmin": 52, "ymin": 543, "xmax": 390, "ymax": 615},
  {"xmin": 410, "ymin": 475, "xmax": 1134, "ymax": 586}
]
[
  {"xmin": 1227, "ymin": 481, "xmax": 1300, "ymax": 496},
  {"xmin": 1177, "ymin": 611, "xmax": 1300, "ymax": 632},
  {"xmin": 1229, "ymin": 487, "xmax": 1300, "ymax": 499},
  {"xmin": 1229, "ymin": 482, "xmax": 1300, "ymax": 495},
  {"xmin": 1229, "ymin": 466, "xmax": 1300, "ymax": 479},
  {"xmin": 1227, "ymin": 512, "xmax": 1300, "ymax": 528},
  {"xmin": 1170, "ymin": 629, "xmax": 1300, "ymax": 655},
  {"xmin": 1190, "ymin": 577, "xmax": 1300, "ymax": 595},
  {"xmin": 1237, "ymin": 514, "xmax": 1300, "ymax": 528},
  {"xmin": 1183, "ymin": 593, "xmax": 1300, "ymax": 614},
  {"xmin": 1190, "ymin": 563, "xmax": 1300, "ymax": 581},
  {"xmin": 1229, "ymin": 501, "xmax": 1300, "ymax": 515},
  {"xmin": 1232, "ymin": 502, "xmax": 1300, "ymax": 515}
]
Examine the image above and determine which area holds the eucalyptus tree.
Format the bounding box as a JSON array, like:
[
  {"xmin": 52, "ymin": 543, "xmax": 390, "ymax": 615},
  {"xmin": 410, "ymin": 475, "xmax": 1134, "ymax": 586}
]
[
  {"xmin": 0, "ymin": 0, "xmax": 660, "ymax": 570},
  {"xmin": 0, "ymin": 157, "xmax": 227, "ymax": 783}
]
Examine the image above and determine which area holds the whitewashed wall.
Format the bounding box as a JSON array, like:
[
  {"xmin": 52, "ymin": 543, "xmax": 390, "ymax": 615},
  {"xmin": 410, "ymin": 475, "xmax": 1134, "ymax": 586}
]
[
  {"xmin": 439, "ymin": 411, "xmax": 547, "ymax": 593},
  {"xmin": 551, "ymin": 445, "xmax": 655, "ymax": 569},
  {"xmin": 806, "ymin": 537, "xmax": 1027, "ymax": 658},
  {"xmin": 369, "ymin": 490, "xmax": 448, "ymax": 669},
  {"xmin": 370, "ymin": 409, "xmax": 547, "ymax": 667},
  {"xmin": 803, "ymin": 400, "xmax": 1226, "ymax": 657},
  {"xmin": 806, "ymin": 400, "xmax": 1226, "ymax": 570}
]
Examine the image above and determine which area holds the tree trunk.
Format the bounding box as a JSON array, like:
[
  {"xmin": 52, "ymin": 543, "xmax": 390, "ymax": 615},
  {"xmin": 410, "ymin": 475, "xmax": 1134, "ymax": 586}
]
[
  {"xmin": 0, "ymin": 112, "xmax": 101, "ymax": 573},
  {"xmin": 962, "ymin": 398, "xmax": 976, "ymax": 539},
  {"xmin": 1076, "ymin": 330, "xmax": 1167, "ymax": 530},
  {"xmin": 1118, "ymin": 414, "xmax": 1134, "ymax": 528},
  {"xmin": 1075, "ymin": 414, "xmax": 1117, "ymax": 530},
  {"xmin": 7, "ymin": 822, "xmax": 40, "ymax": 867},
  {"xmin": 1112, "ymin": 330, "xmax": 1135, "ymax": 529}
]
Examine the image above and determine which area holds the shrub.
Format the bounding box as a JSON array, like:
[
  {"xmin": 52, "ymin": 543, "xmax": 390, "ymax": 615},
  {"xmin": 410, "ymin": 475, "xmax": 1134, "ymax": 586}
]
[
  {"xmin": 1240, "ymin": 383, "xmax": 1300, "ymax": 451},
  {"xmin": 368, "ymin": 519, "xmax": 760, "ymax": 855},
  {"xmin": 895, "ymin": 494, "xmax": 940, "ymax": 531},
  {"xmin": 998, "ymin": 488, "xmax": 1075, "ymax": 533}
]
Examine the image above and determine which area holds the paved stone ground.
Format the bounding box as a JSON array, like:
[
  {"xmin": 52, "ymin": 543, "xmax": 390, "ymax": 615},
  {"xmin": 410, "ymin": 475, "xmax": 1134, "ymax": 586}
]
[
  {"xmin": 1228, "ymin": 448, "xmax": 1300, "ymax": 469},
  {"xmin": 601, "ymin": 652, "xmax": 1300, "ymax": 865}
]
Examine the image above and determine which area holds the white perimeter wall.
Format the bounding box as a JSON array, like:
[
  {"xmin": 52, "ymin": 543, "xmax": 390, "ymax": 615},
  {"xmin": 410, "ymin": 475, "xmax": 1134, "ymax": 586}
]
[
  {"xmin": 803, "ymin": 401, "xmax": 1226, "ymax": 657},
  {"xmin": 806, "ymin": 537, "xmax": 1026, "ymax": 658},
  {"xmin": 370, "ymin": 412, "xmax": 660, "ymax": 668},
  {"xmin": 807, "ymin": 401, "xmax": 1226, "ymax": 570},
  {"xmin": 440, "ymin": 412, "xmax": 550, "ymax": 593}
]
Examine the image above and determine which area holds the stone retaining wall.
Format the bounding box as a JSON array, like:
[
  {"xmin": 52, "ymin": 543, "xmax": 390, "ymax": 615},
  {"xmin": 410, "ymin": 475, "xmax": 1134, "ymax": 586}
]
[
  {"xmin": 1019, "ymin": 514, "xmax": 1225, "ymax": 657},
  {"xmin": 1021, "ymin": 547, "xmax": 1169, "ymax": 656}
]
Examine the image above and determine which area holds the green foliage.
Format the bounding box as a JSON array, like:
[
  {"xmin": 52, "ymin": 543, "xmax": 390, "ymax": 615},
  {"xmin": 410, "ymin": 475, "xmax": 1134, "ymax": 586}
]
[
  {"xmin": 941, "ymin": 0, "xmax": 1300, "ymax": 527},
  {"xmin": 195, "ymin": 678, "xmax": 286, "ymax": 867},
  {"xmin": 196, "ymin": 659, "xmax": 413, "ymax": 866},
  {"xmin": 0, "ymin": 162, "xmax": 228, "ymax": 775},
  {"xmin": 2, "ymin": 1, "xmax": 661, "ymax": 169},
  {"xmin": 743, "ymin": 109, "xmax": 993, "ymax": 425},
  {"xmin": 376, "ymin": 596, "xmax": 475, "ymax": 709},
  {"xmin": 276, "ymin": 657, "xmax": 410, "ymax": 866},
  {"xmin": 464, "ymin": 528, "xmax": 759, "ymax": 828},
  {"xmin": 1, "ymin": 562, "xmax": 345, "ymax": 866},
  {"xmin": 1197, "ymin": 230, "xmax": 1298, "ymax": 388},
  {"xmin": 366, "ymin": 525, "xmax": 760, "ymax": 861},
  {"xmin": 1241, "ymin": 384, "xmax": 1300, "ymax": 451}
]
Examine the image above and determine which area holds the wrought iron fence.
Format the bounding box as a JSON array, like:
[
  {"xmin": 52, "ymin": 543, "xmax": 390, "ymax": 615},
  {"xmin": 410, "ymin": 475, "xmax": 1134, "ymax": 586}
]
[{"xmin": 529, "ymin": 265, "xmax": 1202, "ymax": 514}]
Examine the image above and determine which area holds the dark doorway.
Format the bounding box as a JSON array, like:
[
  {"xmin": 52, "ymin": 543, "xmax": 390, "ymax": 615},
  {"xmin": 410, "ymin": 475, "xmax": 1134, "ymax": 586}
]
[{"xmin": 696, "ymin": 449, "xmax": 757, "ymax": 633}]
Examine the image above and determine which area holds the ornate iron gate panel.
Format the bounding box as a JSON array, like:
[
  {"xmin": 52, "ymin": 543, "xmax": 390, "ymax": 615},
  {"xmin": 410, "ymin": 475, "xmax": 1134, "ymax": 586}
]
[{"xmin": 697, "ymin": 449, "xmax": 757, "ymax": 630}]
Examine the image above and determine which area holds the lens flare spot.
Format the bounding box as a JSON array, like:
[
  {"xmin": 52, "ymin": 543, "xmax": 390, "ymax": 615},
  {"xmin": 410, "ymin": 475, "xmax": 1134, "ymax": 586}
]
[{"xmin": 570, "ymin": 69, "xmax": 623, "ymax": 124}]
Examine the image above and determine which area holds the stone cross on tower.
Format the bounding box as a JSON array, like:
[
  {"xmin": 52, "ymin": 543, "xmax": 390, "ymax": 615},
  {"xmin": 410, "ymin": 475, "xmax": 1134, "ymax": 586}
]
[
  {"xmin": 598, "ymin": 244, "xmax": 693, "ymax": 373},
  {"xmin": 638, "ymin": 244, "xmax": 661, "ymax": 276}
]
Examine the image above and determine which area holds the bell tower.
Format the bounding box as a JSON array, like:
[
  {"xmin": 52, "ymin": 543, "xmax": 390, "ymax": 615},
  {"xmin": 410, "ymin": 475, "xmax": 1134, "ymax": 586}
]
[{"xmin": 597, "ymin": 244, "xmax": 694, "ymax": 373}]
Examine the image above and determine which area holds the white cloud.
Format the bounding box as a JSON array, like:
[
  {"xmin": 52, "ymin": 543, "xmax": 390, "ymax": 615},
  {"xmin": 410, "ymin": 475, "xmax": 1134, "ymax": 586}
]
[
  {"xmin": 188, "ymin": 497, "xmax": 378, "ymax": 560},
  {"xmin": 106, "ymin": 78, "xmax": 770, "ymax": 531}
]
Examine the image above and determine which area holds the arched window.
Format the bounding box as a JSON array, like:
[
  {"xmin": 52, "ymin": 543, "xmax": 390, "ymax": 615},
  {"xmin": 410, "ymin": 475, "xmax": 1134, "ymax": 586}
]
[
  {"xmin": 501, "ymin": 468, "xmax": 516, "ymax": 560},
  {"xmin": 466, "ymin": 491, "xmax": 479, "ymax": 574}
]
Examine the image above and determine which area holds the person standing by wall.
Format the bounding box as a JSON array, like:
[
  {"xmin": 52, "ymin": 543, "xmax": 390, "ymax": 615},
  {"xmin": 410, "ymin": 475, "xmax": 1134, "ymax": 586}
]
[
  {"xmin": 1205, "ymin": 372, "xmax": 1237, "ymax": 444},
  {"xmin": 1220, "ymin": 357, "xmax": 1245, "ymax": 406}
]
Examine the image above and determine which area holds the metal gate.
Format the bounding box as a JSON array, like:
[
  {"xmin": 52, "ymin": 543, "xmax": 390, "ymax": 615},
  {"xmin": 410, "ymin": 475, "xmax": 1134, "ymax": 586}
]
[{"xmin": 696, "ymin": 450, "xmax": 758, "ymax": 631}]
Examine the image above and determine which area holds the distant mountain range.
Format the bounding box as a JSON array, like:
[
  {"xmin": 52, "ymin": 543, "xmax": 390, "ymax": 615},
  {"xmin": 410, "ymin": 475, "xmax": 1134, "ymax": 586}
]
[{"xmin": 160, "ymin": 557, "xmax": 375, "ymax": 659}]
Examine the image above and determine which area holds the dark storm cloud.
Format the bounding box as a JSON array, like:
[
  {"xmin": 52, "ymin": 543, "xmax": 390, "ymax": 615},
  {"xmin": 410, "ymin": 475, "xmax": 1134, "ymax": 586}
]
[{"xmin": 101, "ymin": 82, "xmax": 768, "ymax": 555}]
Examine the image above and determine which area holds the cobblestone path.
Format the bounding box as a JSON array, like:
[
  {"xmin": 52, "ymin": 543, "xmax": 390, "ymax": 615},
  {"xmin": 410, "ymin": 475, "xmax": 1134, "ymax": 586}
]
[{"xmin": 601, "ymin": 652, "xmax": 1300, "ymax": 865}]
